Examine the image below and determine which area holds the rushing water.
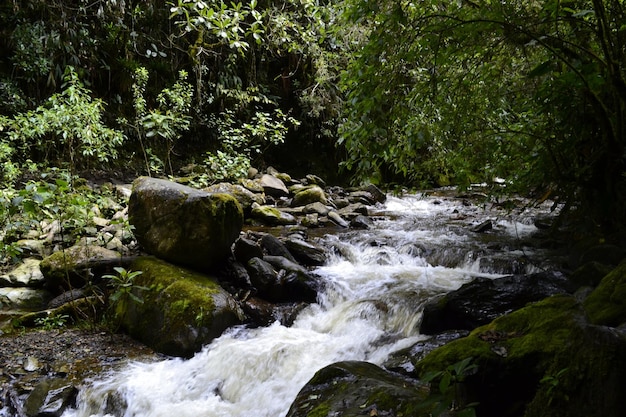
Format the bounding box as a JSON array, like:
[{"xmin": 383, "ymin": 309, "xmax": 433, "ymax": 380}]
[{"xmin": 63, "ymin": 191, "xmax": 557, "ymax": 417}]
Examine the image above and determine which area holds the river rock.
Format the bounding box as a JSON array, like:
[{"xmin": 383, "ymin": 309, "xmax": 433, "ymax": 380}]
[
  {"xmin": 284, "ymin": 237, "xmax": 327, "ymax": 266},
  {"xmin": 242, "ymin": 297, "xmax": 308, "ymax": 327},
  {"xmin": 286, "ymin": 361, "xmax": 430, "ymax": 417},
  {"xmin": 0, "ymin": 287, "xmax": 53, "ymax": 311},
  {"xmin": 233, "ymin": 237, "xmax": 264, "ymax": 264},
  {"xmin": 259, "ymin": 234, "xmax": 296, "ymax": 262},
  {"xmin": 302, "ymin": 201, "xmax": 331, "ymax": 216},
  {"xmin": 0, "ymin": 258, "xmax": 44, "ymax": 287},
  {"xmin": 112, "ymin": 257, "xmax": 245, "ymax": 357},
  {"xmin": 250, "ymin": 205, "xmax": 298, "ymax": 226},
  {"xmin": 259, "ymin": 174, "xmax": 289, "ymax": 198},
  {"xmin": 23, "ymin": 378, "xmax": 77, "ymax": 417},
  {"xmin": 414, "ymin": 295, "xmax": 626, "ymax": 417},
  {"xmin": 420, "ymin": 271, "xmax": 573, "ymax": 334},
  {"xmin": 40, "ymin": 244, "xmax": 122, "ymax": 292},
  {"xmin": 349, "ymin": 214, "xmax": 374, "ymax": 229},
  {"xmin": 583, "ymin": 261, "xmax": 626, "ymax": 326},
  {"xmin": 291, "ymin": 185, "xmax": 328, "ymax": 207},
  {"xmin": 128, "ymin": 177, "xmax": 243, "ymax": 271},
  {"xmin": 327, "ymin": 211, "xmax": 349, "ymax": 228},
  {"xmin": 204, "ymin": 182, "xmax": 265, "ymax": 212}
]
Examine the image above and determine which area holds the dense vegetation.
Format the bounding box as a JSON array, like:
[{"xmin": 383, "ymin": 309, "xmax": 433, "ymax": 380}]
[{"xmin": 0, "ymin": 0, "xmax": 625, "ymax": 265}]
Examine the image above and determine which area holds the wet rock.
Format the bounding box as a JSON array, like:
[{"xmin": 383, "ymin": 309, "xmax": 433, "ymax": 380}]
[
  {"xmin": 129, "ymin": 177, "xmax": 243, "ymax": 271},
  {"xmin": 383, "ymin": 330, "xmax": 470, "ymax": 375},
  {"xmin": 0, "ymin": 287, "xmax": 53, "ymax": 311},
  {"xmin": 284, "ymin": 237, "xmax": 328, "ymax": 266},
  {"xmin": 349, "ymin": 214, "xmax": 374, "ymax": 229},
  {"xmin": 259, "ymin": 174, "xmax": 289, "ymax": 198},
  {"xmin": 0, "ymin": 258, "xmax": 44, "ymax": 287},
  {"xmin": 247, "ymin": 257, "xmax": 279, "ymax": 299},
  {"xmin": 327, "ymin": 211, "xmax": 349, "ymax": 228},
  {"xmin": 233, "ymin": 237, "xmax": 264, "ymax": 264},
  {"xmin": 415, "ymin": 295, "xmax": 626, "ymax": 417},
  {"xmin": 242, "ymin": 297, "xmax": 308, "ymax": 327},
  {"xmin": 584, "ymin": 261, "xmax": 626, "ymax": 326},
  {"xmin": 259, "ymin": 234, "xmax": 296, "ymax": 262},
  {"xmin": 112, "ymin": 257, "xmax": 245, "ymax": 358},
  {"xmin": 286, "ymin": 361, "xmax": 430, "ymax": 417},
  {"xmin": 471, "ymin": 219, "xmax": 493, "ymax": 233},
  {"xmin": 420, "ymin": 271, "xmax": 573, "ymax": 334},
  {"xmin": 362, "ymin": 184, "xmax": 386, "ymax": 204},
  {"xmin": 23, "ymin": 378, "xmax": 77, "ymax": 417}
]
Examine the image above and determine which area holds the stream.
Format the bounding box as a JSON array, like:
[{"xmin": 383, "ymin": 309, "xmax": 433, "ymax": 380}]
[{"xmin": 62, "ymin": 190, "xmax": 559, "ymax": 417}]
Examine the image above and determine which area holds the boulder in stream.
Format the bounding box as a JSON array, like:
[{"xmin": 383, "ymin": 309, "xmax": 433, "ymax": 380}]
[
  {"xmin": 414, "ymin": 295, "xmax": 626, "ymax": 417},
  {"xmin": 420, "ymin": 271, "xmax": 573, "ymax": 334},
  {"xmin": 111, "ymin": 256, "xmax": 245, "ymax": 357},
  {"xmin": 129, "ymin": 177, "xmax": 243, "ymax": 271},
  {"xmin": 286, "ymin": 361, "xmax": 431, "ymax": 417}
]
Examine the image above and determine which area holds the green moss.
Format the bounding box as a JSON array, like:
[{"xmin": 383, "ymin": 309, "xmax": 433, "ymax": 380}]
[
  {"xmin": 306, "ymin": 403, "xmax": 330, "ymax": 417},
  {"xmin": 111, "ymin": 256, "xmax": 243, "ymax": 356},
  {"xmin": 584, "ymin": 261, "xmax": 626, "ymax": 326}
]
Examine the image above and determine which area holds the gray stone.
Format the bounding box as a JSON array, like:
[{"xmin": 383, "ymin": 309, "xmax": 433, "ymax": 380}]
[
  {"xmin": 328, "ymin": 211, "xmax": 349, "ymax": 228},
  {"xmin": 259, "ymin": 174, "xmax": 289, "ymax": 197},
  {"xmin": 0, "ymin": 258, "xmax": 44, "ymax": 287}
]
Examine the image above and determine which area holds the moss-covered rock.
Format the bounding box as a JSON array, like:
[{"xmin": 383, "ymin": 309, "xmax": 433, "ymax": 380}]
[
  {"xmin": 286, "ymin": 361, "xmax": 431, "ymax": 417},
  {"xmin": 112, "ymin": 257, "xmax": 245, "ymax": 357},
  {"xmin": 584, "ymin": 261, "xmax": 626, "ymax": 326},
  {"xmin": 129, "ymin": 177, "xmax": 243, "ymax": 271},
  {"xmin": 40, "ymin": 245, "xmax": 121, "ymax": 292},
  {"xmin": 415, "ymin": 295, "xmax": 626, "ymax": 417},
  {"xmin": 204, "ymin": 182, "xmax": 266, "ymax": 212},
  {"xmin": 291, "ymin": 185, "xmax": 328, "ymax": 207},
  {"xmin": 250, "ymin": 205, "xmax": 298, "ymax": 226}
]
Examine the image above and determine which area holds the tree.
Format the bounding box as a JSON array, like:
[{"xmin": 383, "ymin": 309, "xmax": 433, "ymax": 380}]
[{"xmin": 339, "ymin": 0, "xmax": 626, "ymax": 235}]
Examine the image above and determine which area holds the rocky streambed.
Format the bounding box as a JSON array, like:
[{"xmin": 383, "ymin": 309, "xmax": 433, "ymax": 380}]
[{"xmin": 2, "ymin": 167, "xmax": 626, "ymax": 417}]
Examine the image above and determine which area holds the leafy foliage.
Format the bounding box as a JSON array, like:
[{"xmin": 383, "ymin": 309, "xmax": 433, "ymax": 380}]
[
  {"xmin": 0, "ymin": 67, "xmax": 124, "ymax": 171},
  {"xmin": 339, "ymin": 0, "xmax": 626, "ymax": 234},
  {"xmin": 103, "ymin": 267, "xmax": 148, "ymax": 305}
]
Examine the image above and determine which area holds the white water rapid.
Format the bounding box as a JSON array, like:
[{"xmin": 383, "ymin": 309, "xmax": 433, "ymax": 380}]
[{"xmin": 63, "ymin": 192, "xmax": 555, "ymax": 417}]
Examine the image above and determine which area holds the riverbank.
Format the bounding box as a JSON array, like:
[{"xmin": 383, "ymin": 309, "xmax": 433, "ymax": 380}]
[{"xmin": 0, "ymin": 326, "xmax": 158, "ymax": 414}]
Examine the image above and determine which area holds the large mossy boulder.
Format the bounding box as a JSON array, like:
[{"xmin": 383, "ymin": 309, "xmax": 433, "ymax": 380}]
[
  {"xmin": 583, "ymin": 261, "xmax": 626, "ymax": 326},
  {"xmin": 129, "ymin": 177, "xmax": 243, "ymax": 271},
  {"xmin": 420, "ymin": 271, "xmax": 572, "ymax": 334},
  {"xmin": 414, "ymin": 295, "xmax": 626, "ymax": 417},
  {"xmin": 112, "ymin": 257, "xmax": 245, "ymax": 357},
  {"xmin": 286, "ymin": 361, "xmax": 431, "ymax": 417}
]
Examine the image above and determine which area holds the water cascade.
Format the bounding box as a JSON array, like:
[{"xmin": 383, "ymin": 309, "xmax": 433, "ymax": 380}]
[{"xmin": 63, "ymin": 192, "xmax": 557, "ymax": 417}]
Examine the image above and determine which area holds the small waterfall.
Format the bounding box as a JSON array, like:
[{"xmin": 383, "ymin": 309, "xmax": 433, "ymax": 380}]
[{"xmin": 63, "ymin": 192, "xmax": 555, "ymax": 417}]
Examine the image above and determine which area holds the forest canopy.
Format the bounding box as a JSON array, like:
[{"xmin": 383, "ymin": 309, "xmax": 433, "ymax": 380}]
[{"xmin": 0, "ymin": 0, "xmax": 625, "ymax": 238}]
